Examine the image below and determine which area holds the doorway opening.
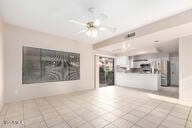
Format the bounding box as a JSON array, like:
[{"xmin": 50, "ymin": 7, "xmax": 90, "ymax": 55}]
[
  {"xmin": 157, "ymin": 41, "xmax": 179, "ymax": 99},
  {"xmin": 99, "ymin": 56, "xmax": 114, "ymax": 87}
]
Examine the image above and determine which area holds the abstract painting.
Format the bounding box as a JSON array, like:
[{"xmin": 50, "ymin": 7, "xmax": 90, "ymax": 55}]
[{"xmin": 22, "ymin": 46, "xmax": 80, "ymax": 84}]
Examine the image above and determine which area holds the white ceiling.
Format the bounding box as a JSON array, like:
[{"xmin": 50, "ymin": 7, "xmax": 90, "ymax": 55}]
[
  {"xmin": 157, "ymin": 39, "xmax": 179, "ymax": 54},
  {"xmin": 1, "ymin": 0, "xmax": 192, "ymax": 44}
]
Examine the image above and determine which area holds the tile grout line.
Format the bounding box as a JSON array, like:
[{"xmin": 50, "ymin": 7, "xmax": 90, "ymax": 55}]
[
  {"xmin": 80, "ymin": 96, "xmax": 143, "ymax": 128},
  {"xmin": 33, "ymin": 99, "xmax": 49, "ymax": 128},
  {"xmin": 53, "ymin": 94, "xmax": 126, "ymax": 128},
  {"xmin": 105, "ymin": 100, "xmax": 152, "ymax": 128},
  {"xmin": 156, "ymin": 104, "xmax": 177, "ymax": 128},
  {"xmin": 184, "ymin": 107, "xmax": 191, "ymax": 128},
  {"xmin": 100, "ymin": 98, "xmax": 164, "ymax": 128},
  {"xmin": 75, "ymin": 96, "xmax": 153, "ymax": 128},
  {"xmin": 52, "ymin": 95, "xmax": 102, "ymax": 128},
  {"xmin": 58, "ymin": 95, "xmax": 104, "ymax": 122},
  {"xmin": 44, "ymin": 97, "xmax": 73, "ymax": 128},
  {"xmin": 128, "ymin": 100, "xmax": 164, "ymax": 128},
  {"xmin": 104, "ymin": 99, "xmax": 161, "ymax": 128}
]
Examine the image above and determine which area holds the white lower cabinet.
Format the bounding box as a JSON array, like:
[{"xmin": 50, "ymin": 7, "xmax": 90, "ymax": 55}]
[{"xmin": 116, "ymin": 73, "xmax": 161, "ymax": 91}]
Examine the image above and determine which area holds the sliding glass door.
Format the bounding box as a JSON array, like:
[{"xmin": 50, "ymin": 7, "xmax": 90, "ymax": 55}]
[{"xmin": 99, "ymin": 57, "xmax": 114, "ymax": 87}]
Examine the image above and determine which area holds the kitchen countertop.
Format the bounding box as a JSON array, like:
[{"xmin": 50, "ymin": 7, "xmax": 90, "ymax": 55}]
[
  {"xmin": 116, "ymin": 72, "xmax": 160, "ymax": 75},
  {"xmin": 116, "ymin": 72, "xmax": 161, "ymax": 91}
]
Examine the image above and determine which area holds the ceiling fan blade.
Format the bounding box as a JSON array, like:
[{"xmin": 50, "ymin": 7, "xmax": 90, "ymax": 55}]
[
  {"xmin": 93, "ymin": 19, "xmax": 101, "ymax": 27},
  {"xmin": 98, "ymin": 13, "xmax": 108, "ymax": 21},
  {"xmin": 69, "ymin": 20, "xmax": 86, "ymax": 26},
  {"xmin": 93, "ymin": 13, "xmax": 108, "ymax": 26},
  {"xmin": 99, "ymin": 26, "xmax": 117, "ymax": 32},
  {"xmin": 77, "ymin": 29, "xmax": 87, "ymax": 34}
]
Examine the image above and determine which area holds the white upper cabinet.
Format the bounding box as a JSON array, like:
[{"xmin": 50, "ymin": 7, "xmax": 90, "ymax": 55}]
[
  {"xmin": 129, "ymin": 56, "xmax": 134, "ymax": 68},
  {"xmin": 115, "ymin": 56, "xmax": 129, "ymax": 65}
]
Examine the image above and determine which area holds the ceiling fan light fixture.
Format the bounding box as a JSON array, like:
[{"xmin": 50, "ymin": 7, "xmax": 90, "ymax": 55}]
[
  {"xmin": 86, "ymin": 29, "xmax": 98, "ymax": 38},
  {"xmin": 121, "ymin": 42, "xmax": 132, "ymax": 52},
  {"xmin": 91, "ymin": 29, "xmax": 98, "ymax": 38},
  {"xmin": 86, "ymin": 31, "xmax": 91, "ymax": 36}
]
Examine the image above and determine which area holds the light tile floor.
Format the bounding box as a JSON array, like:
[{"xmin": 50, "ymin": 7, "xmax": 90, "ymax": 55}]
[
  {"xmin": 123, "ymin": 86, "xmax": 179, "ymax": 99},
  {"xmin": 0, "ymin": 86, "xmax": 191, "ymax": 128},
  {"xmin": 149, "ymin": 86, "xmax": 179, "ymax": 99}
]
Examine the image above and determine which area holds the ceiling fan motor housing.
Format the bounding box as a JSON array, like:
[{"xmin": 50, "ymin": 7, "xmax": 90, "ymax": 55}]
[{"xmin": 87, "ymin": 22, "xmax": 96, "ymax": 29}]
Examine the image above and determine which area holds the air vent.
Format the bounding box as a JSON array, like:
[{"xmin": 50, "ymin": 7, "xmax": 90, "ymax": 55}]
[{"xmin": 127, "ymin": 32, "xmax": 136, "ymax": 38}]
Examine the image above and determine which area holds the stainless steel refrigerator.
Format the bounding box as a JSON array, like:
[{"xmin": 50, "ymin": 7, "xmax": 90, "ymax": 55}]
[{"xmin": 160, "ymin": 61, "xmax": 170, "ymax": 86}]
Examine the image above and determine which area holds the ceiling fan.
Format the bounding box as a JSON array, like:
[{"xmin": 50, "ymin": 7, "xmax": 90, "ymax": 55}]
[{"xmin": 69, "ymin": 7, "xmax": 116, "ymax": 38}]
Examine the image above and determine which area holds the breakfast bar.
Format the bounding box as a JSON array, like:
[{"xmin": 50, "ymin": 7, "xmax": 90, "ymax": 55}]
[{"xmin": 116, "ymin": 72, "xmax": 161, "ymax": 91}]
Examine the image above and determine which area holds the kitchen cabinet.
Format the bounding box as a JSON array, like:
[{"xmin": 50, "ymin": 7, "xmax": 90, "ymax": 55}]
[
  {"xmin": 115, "ymin": 56, "xmax": 129, "ymax": 65},
  {"xmin": 133, "ymin": 61, "xmax": 141, "ymax": 68}
]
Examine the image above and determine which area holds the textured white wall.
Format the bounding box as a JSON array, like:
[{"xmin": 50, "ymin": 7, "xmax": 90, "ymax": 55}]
[
  {"xmin": 4, "ymin": 24, "xmax": 94, "ymax": 103},
  {"xmin": 179, "ymin": 35, "xmax": 192, "ymax": 106},
  {"xmin": 0, "ymin": 17, "xmax": 4, "ymax": 110}
]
